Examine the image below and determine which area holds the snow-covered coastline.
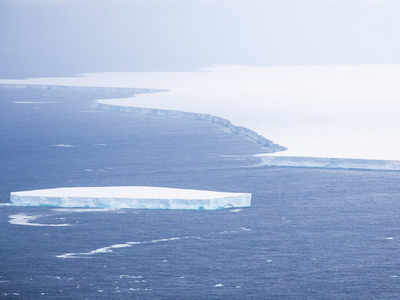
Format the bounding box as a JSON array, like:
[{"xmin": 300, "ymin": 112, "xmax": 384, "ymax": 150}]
[{"xmin": 2, "ymin": 65, "xmax": 400, "ymax": 168}]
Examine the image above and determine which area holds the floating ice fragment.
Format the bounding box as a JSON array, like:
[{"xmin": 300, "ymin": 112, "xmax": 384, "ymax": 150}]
[
  {"xmin": 8, "ymin": 214, "xmax": 70, "ymax": 227},
  {"xmin": 240, "ymin": 227, "xmax": 251, "ymax": 231}
]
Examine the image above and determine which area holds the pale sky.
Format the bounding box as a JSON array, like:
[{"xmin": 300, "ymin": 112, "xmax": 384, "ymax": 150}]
[{"xmin": 1, "ymin": 0, "xmax": 400, "ymax": 77}]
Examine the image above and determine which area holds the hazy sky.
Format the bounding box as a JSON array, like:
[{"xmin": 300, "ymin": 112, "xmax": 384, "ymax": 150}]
[{"xmin": 1, "ymin": 0, "xmax": 399, "ymax": 77}]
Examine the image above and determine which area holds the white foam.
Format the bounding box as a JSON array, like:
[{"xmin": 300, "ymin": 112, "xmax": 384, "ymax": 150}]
[
  {"xmin": 57, "ymin": 236, "xmax": 199, "ymax": 258},
  {"xmin": 10, "ymin": 186, "xmax": 251, "ymax": 210},
  {"xmin": 52, "ymin": 208, "xmax": 118, "ymax": 213},
  {"xmin": 58, "ymin": 227, "xmax": 249, "ymax": 259},
  {"xmin": 8, "ymin": 214, "xmax": 70, "ymax": 227}
]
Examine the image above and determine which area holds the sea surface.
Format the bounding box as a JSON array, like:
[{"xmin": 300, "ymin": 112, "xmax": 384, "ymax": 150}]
[{"xmin": 1, "ymin": 86, "xmax": 400, "ymax": 299}]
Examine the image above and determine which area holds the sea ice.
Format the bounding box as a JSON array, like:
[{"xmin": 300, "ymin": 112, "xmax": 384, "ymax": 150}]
[{"xmin": 10, "ymin": 186, "xmax": 251, "ymax": 210}]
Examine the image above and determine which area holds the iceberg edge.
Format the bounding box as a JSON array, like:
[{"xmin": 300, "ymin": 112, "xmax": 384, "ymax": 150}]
[{"xmin": 10, "ymin": 186, "xmax": 251, "ymax": 210}]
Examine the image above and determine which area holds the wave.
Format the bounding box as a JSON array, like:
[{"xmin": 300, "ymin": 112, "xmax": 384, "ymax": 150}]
[{"xmin": 57, "ymin": 236, "xmax": 200, "ymax": 259}]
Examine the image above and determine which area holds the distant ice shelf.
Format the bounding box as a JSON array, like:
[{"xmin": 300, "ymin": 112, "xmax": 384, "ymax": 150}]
[
  {"xmin": 10, "ymin": 186, "xmax": 251, "ymax": 210},
  {"xmin": 256, "ymin": 154, "xmax": 400, "ymax": 171}
]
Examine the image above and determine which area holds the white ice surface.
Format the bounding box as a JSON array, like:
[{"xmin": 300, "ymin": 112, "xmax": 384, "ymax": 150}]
[
  {"xmin": 2, "ymin": 65, "xmax": 400, "ymax": 161},
  {"xmin": 255, "ymin": 153, "xmax": 400, "ymax": 170},
  {"xmin": 10, "ymin": 186, "xmax": 251, "ymax": 210}
]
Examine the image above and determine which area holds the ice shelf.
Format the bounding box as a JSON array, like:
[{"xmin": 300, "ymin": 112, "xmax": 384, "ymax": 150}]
[
  {"xmin": 256, "ymin": 154, "xmax": 400, "ymax": 170},
  {"xmin": 10, "ymin": 186, "xmax": 251, "ymax": 210}
]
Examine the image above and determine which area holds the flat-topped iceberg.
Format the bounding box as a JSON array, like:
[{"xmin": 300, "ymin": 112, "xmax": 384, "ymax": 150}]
[{"xmin": 10, "ymin": 186, "xmax": 251, "ymax": 210}]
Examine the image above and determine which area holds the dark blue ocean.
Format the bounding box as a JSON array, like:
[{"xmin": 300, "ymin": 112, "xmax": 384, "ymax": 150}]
[{"xmin": 1, "ymin": 86, "xmax": 400, "ymax": 299}]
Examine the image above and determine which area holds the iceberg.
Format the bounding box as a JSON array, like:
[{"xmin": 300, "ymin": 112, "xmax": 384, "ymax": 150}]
[{"xmin": 10, "ymin": 186, "xmax": 251, "ymax": 210}]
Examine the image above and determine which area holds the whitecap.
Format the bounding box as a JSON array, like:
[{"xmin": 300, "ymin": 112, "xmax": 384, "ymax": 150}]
[
  {"xmin": 57, "ymin": 235, "xmax": 199, "ymax": 258},
  {"xmin": 57, "ymin": 228, "xmax": 250, "ymax": 259},
  {"xmin": 214, "ymin": 283, "xmax": 224, "ymax": 287}
]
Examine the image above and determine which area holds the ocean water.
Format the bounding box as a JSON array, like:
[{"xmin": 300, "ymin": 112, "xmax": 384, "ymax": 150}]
[{"xmin": 1, "ymin": 86, "xmax": 400, "ymax": 299}]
